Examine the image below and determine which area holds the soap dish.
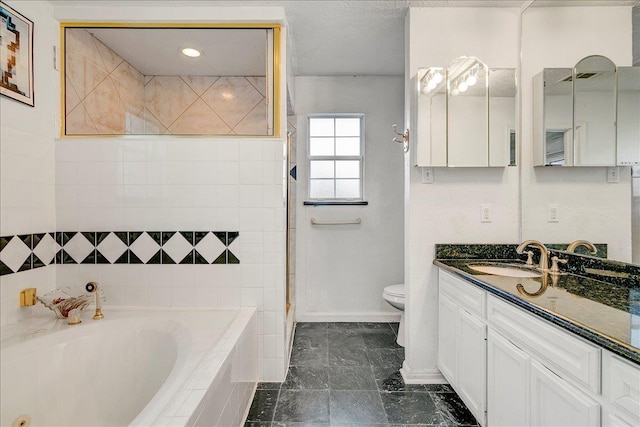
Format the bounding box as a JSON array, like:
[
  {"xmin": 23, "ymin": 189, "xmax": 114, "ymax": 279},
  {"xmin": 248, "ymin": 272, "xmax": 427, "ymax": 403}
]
[{"xmin": 37, "ymin": 288, "xmax": 92, "ymax": 319}]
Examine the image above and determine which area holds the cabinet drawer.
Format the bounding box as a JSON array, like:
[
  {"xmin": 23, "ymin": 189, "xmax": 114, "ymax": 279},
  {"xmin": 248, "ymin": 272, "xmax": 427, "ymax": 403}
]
[
  {"xmin": 603, "ymin": 351, "xmax": 640, "ymax": 422},
  {"xmin": 439, "ymin": 270, "xmax": 486, "ymax": 318},
  {"xmin": 487, "ymin": 295, "xmax": 600, "ymax": 393}
]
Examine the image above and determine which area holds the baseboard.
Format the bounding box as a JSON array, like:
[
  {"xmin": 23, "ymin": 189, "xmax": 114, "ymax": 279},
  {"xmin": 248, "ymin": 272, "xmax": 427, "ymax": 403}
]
[
  {"xmin": 400, "ymin": 361, "xmax": 447, "ymax": 384},
  {"xmin": 295, "ymin": 312, "xmax": 401, "ymax": 323}
]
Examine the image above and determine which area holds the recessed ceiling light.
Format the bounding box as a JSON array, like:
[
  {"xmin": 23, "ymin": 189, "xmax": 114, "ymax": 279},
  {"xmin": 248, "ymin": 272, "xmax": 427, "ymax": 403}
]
[{"xmin": 181, "ymin": 48, "xmax": 201, "ymax": 58}]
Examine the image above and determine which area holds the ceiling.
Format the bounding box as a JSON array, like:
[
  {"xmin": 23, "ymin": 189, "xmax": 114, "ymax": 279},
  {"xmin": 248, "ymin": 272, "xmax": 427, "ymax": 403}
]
[
  {"xmin": 87, "ymin": 28, "xmax": 267, "ymax": 76},
  {"xmin": 53, "ymin": 0, "xmax": 639, "ymax": 77}
]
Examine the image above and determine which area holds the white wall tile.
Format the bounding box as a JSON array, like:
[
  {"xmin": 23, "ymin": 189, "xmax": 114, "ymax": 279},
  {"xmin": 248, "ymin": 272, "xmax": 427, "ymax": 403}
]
[
  {"xmin": 217, "ymin": 141, "xmax": 240, "ymax": 161},
  {"xmin": 239, "ymin": 185, "xmax": 263, "ymax": 208},
  {"xmin": 240, "ymin": 288, "xmax": 264, "ymax": 308},
  {"xmin": 123, "ymin": 140, "xmax": 147, "ymax": 162},
  {"xmin": 239, "ymin": 208, "xmax": 263, "ymax": 231},
  {"xmin": 239, "ymin": 161, "xmax": 264, "ymax": 184},
  {"xmin": 215, "ymin": 162, "xmax": 240, "ymax": 185},
  {"xmin": 239, "ymin": 140, "xmax": 264, "ymax": 161},
  {"xmin": 216, "ymin": 208, "xmax": 240, "ymax": 230},
  {"xmin": 148, "ymin": 286, "xmax": 171, "ymax": 306},
  {"xmin": 216, "ymin": 185, "xmax": 240, "ymax": 208}
]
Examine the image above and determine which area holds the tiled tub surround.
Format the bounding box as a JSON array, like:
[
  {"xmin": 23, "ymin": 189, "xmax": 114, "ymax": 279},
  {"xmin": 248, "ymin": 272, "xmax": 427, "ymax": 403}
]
[
  {"xmin": 0, "ymin": 307, "xmax": 258, "ymax": 427},
  {"xmin": 434, "ymin": 246, "xmax": 640, "ymax": 364},
  {"xmin": 65, "ymin": 29, "xmax": 268, "ymax": 136},
  {"xmin": 0, "ymin": 231, "xmax": 240, "ymax": 276}
]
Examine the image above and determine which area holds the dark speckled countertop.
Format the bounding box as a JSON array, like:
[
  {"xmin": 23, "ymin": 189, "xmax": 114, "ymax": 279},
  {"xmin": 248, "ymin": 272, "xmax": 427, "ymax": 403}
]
[{"xmin": 434, "ymin": 255, "xmax": 640, "ymax": 365}]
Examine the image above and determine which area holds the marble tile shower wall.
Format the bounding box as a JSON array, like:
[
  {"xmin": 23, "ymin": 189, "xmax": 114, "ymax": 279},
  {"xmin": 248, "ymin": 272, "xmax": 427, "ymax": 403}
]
[
  {"xmin": 55, "ymin": 137, "xmax": 287, "ymax": 380},
  {"xmin": 65, "ymin": 29, "xmax": 268, "ymax": 135}
]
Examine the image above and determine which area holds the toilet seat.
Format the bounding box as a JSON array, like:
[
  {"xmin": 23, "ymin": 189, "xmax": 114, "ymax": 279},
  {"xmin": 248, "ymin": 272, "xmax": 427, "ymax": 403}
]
[{"xmin": 383, "ymin": 284, "xmax": 405, "ymax": 298}]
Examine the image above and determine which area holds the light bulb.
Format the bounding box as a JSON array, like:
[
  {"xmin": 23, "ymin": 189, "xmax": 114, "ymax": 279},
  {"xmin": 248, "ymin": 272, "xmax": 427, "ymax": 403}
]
[
  {"xmin": 466, "ymin": 75, "xmax": 478, "ymax": 86},
  {"xmin": 181, "ymin": 48, "xmax": 201, "ymax": 58},
  {"xmin": 422, "ymin": 85, "xmax": 431, "ymax": 95},
  {"xmin": 458, "ymin": 81, "xmax": 468, "ymax": 92},
  {"xmin": 433, "ymin": 72, "xmax": 443, "ymax": 84},
  {"xmin": 427, "ymin": 80, "xmax": 437, "ymax": 91}
]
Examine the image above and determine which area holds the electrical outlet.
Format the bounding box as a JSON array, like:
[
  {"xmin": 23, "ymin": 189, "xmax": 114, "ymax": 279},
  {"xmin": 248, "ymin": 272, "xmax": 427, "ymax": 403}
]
[
  {"xmin": 481, "ymin": 204, "xmax": 492, "ymax": 223},
  {"xmin": 607, "ymin": 167, "xmax": 619, "ymax": 183},
  {"xmin": 421, "ymin": 167, "xmax": 434, "ymax": 184},
  {"xmin": 548, "ymin": 204, "xmax": 559, "ymax": 222}
]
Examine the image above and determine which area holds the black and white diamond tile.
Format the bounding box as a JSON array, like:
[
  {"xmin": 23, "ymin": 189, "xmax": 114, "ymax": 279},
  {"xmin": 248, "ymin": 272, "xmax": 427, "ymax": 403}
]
[
  {"xmin": 0, "ymin": 236, "xmax": 31, "ymax": 274},
  {"xmin": 33, "ymin": 233, "xmax": 60, "ymax": 267},
  {"xmin": 96, "ymin": 232, "xmax": 128, "ymax": 264},
  {"xmin": 64, "ymin": 232, "xmax": 95, "ymax": 263},
  {"xmin": 0, "ymin": 230, "xmax": 240, "ymax": 275},
  {"xmin": 194, "ymin": 232, "xmax": 227, "ymax": 264},
  {"xmin": 130, "ymin": 232, "xmax": 162, "ymax": 264},
  {"xmin": 163, "ymin": 232, "xmax": 193, "ymax": 264}
]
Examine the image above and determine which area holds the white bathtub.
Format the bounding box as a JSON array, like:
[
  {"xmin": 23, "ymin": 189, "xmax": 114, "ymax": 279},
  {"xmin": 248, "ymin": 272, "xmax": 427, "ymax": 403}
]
[{"xmin": 0, "ymin": 307, "xmax": 257, "ymax": 427}]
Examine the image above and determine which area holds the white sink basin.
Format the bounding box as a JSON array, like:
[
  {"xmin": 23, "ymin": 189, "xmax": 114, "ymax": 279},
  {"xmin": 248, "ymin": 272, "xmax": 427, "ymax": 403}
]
[{"xmin": 469, "ymin": 265, "xmax": 542, "ymax": 278}]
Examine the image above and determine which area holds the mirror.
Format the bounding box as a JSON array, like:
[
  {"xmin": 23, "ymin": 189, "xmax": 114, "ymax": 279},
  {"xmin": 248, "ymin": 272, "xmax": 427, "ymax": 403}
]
[
  {"xmin": 447, "ymin": 57, "xmax": 489, "ymax": 167},
  {"xmin": 522, "ymin": 2, "xmax": 638, "ymax": 265},
  {"xmin": 573, "ymin": 55, "xmax": 617, "ymax": 166},
  {"xmin": 534, "ymin": 68, "xmax": 573, "ymax": 166},
  {"xmin": 416, "ymin": 57, "xmax": 516, "ymax": 167},
  {"xmin": 617, "ymin": 67, "xmax": 640, "ymax": 166},
  {"xmin": 63, "ymin": 26, "xmax": 276, "ymax": 136},
  {"xmin": 417, "ymin": 67, "xmax": 447, "ymax": 166},
  {"xmin": 488, "ymin": 69, "xmax": 517, "ymax": 167},
  {"xmin": 534, "ymin": 56, "xmax": 639, "ymax": 167}
]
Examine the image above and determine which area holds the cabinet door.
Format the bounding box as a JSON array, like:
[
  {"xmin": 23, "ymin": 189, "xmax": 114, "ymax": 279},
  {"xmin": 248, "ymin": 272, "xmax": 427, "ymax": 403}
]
[
  {"xmin": 530, "ymin": 360, "xmax": 600, "ymax": 427},
  {"xmin": 438, "ymin": 292, "xmax": 458, "ymax": 384},
  {"xmin": 487, "ymin": 330, "xmax": 530, "ymax": 427},
  {"xmin": 457, "ymin": 308, "xmax": 487, "ymax": 426}
]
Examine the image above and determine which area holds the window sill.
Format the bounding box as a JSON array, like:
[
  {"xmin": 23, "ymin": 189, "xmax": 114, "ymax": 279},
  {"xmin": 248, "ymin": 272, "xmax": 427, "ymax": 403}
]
[{"xmin": 303, "ymin": 200, "xmax": 369, "ymax": 206}]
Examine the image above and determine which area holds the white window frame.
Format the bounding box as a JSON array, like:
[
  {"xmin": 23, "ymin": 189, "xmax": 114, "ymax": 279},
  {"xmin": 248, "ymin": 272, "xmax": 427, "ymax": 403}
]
[{"xmin": 307, "ymin": 114, "xmax": 365, "ymax": 202}]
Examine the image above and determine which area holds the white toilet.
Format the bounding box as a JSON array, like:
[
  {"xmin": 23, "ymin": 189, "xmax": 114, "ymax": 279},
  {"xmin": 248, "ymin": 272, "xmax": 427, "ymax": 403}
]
[{"xmin": 382, "ymin": 284, "xmax": 405, "ymax": 347}]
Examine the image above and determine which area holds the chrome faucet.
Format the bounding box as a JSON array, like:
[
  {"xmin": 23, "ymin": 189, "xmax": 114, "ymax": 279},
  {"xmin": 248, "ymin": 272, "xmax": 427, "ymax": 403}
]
[
  {"xmin": 516, "ymin": 240, "xmax": 549, "ymax": 271},
  {"xmin": 566, "ymin": 240, "xmax": 597, "ymax": 255}
]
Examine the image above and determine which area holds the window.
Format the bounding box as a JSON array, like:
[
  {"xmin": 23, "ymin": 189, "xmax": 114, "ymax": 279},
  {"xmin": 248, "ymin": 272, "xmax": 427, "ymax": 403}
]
[{"xmin": 308, "ymin": 115, "xmax": 364, "ymax": 201}]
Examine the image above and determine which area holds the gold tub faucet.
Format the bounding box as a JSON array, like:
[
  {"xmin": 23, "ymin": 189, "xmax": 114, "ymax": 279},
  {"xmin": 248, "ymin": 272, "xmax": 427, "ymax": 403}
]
[{"xmin": 85, "ymin": 282, "xmax": 104, "ymax": 320}]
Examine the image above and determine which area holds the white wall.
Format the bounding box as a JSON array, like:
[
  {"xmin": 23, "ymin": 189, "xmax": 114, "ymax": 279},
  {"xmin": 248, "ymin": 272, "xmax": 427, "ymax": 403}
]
[
  {"xmin": 294, "ymin": 76, "xmax": 404, "ymax": 321},
  {"xmin": 404, "ymin": 7, "xmax": 520, "ymax": 382},
  {"xmin": 0, "ymin": 1, "xmax": 58, "ymax": 326},
  {"xmin": 521, "ymin": 6, "xmax": 633, "ymax": 262},
  {"xmin": 51, "ymin": 3, "xmax": 289, "ymax": 382}
]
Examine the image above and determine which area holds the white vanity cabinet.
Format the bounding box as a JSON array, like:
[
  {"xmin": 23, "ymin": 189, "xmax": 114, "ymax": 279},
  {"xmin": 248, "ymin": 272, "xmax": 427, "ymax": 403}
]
[
  {"xmin": 437, "ymin": 267, "xmax": 640, "ymax": 427},
  {"xmin": 488, "ymin": 293, "xmax": 601, "ymax": 426},
  {"xmin": 438, "ymin": 271, "xmax": 487, "ymax": 426}
]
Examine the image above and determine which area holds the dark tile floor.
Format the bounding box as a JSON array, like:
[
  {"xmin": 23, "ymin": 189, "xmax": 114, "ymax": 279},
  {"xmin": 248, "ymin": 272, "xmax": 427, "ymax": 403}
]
[{"xmin": 245, "ymin": 322, "xmax": 479, "ymax": 427}]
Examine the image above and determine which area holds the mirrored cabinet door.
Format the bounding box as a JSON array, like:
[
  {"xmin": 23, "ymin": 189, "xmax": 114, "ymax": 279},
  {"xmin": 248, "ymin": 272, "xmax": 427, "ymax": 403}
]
[
  {"xmin": 416, "ymin": 67, "xmax": 447, "ymax": 167},
  {"xmin": 447, "ymin": 57, "xmax": 489, "ymax": 167},
  {"xmin": 573, "ymin": 55, "xmax": 617, "ymax": 166},
  {"xmin": 488, "ymin": 69, "xmax": 517, "ymax": 167},
  {"xmin": 534, "ymin": 57, "xmax": 639, "ymax": 167},
  {"xmin": 533, "ymin": 68, "xmax": 572, "ymax": 166},
  {"xmin": 416, "ymin": 58, "xmax": 516, "ymax": 168},
  {"xmin": 617, "ymin": 66, "xmax": 640, "ymax": 166}
]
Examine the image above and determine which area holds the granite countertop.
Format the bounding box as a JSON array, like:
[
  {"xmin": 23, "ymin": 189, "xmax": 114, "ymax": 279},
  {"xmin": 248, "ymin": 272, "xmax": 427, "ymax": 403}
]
[{"xmin": 434, "ymin": 258, "xmax": 640, "ymax": 365}]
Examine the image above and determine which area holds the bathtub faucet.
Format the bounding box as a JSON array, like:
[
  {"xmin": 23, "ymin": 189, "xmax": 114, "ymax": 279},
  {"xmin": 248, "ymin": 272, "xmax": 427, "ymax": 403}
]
[{"xmin": 85, "ymin": 282, "xmax": 104, "ymax": 320}]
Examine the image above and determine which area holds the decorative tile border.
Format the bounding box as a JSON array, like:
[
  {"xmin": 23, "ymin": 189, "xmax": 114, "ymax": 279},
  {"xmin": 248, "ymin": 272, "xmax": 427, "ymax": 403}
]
[{"xmin": 0, "ymin": 231, "xmax": 240, "ymax": 276}]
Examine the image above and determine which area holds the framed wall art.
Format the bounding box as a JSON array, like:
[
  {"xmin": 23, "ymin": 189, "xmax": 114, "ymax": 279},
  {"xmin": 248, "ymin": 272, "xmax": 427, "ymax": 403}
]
[{"xmin": 1, "ymin": 2, "xmax": 34, "ymax": 107}]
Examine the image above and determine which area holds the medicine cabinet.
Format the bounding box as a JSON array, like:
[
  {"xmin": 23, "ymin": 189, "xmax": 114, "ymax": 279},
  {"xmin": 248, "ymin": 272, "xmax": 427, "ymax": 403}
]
[
  {"xmin": 533, "ymin": 55, "xmax": 640, "ymax": 167},
  {"xmin": 416, "ymin": 56, "xmax": 516, "ymax": 167}
]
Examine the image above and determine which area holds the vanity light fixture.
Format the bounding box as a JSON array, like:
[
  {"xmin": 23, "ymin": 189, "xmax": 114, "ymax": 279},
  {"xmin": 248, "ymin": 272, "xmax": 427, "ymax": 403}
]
[
  {"xmin": 420, "ymin": 68, "xmax": 445, "ymax": 94},
  {"xmin": 181, "ymin": 47, "xmax": 201, "ymax": 58}
]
